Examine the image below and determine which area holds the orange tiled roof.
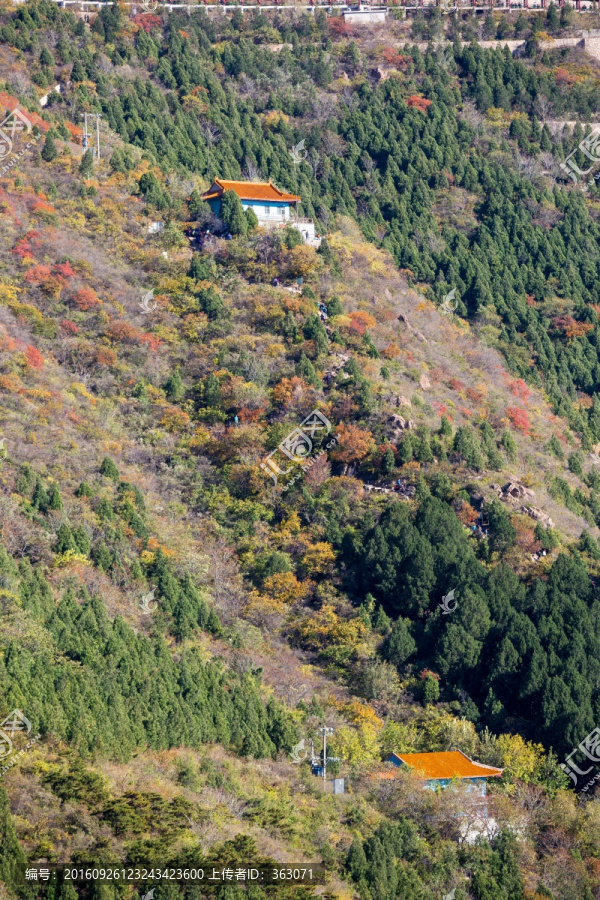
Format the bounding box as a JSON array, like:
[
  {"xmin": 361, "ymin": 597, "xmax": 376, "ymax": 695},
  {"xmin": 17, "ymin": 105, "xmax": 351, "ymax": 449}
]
[
  {"xmin": 202, "ymin": 179, "xmax": 301, "ymax": 203},
  {"xmin": 389, "ymin": 751, "xmax": 503, "ymax": 780}
]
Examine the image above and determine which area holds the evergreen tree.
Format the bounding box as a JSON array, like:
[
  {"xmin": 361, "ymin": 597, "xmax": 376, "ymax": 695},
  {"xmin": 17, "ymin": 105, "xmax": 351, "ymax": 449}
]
[
  {"xmin": 55, "ymin": 523, "xmax": 75, "ymax": 554},
  {"xmin": 486, "ymin": 501, "xmax": 517, "ymax": 553},
  {"xmin": 296, "ymin": 352, "xmax": 320, "ymax": 387},
  {"xmin": 302, "ymin": 315, "xmax": 328, "ymax": 355},
  {"xmin": 48, "ymin": 482, "xmax": 63, "ymax": 511},
  {"xmin": 71, "ymin": 60, "xmax": 86, "ymax": 82},
  {"xmin": 422, "ymin": 673, "xmax": 440, "ymax": 706},
  {"xmin": 198, "ymin": 286, "xmax": 225, "ymax": 320},
  {"xmin": 245, "ymin": 207, "xmax": 258, "ymax": 231},
  {"xmin": 202, "ymin": 373, "xmax": 222, "ymax": 408},
  {"xmin": 220, "ymin": 190, "xmax": 247, "ymax": 236},
  {"xmin": 76, "ymin": 482, "xmax": 94, "ymax": 498},
  {"xmin": 439, "ymin": 416, "xmax": 453, "ymax": 439},
  {"xmin": 72, "ymin": 525, "xmax": 91, "ymax": 556},
  {"xmin": 0, "ymin": 786, "xmax": 26, "ymax": 892},
  {"xmin": 31, "ymin": 477, "xmax": 49, "ymax": 512},
  {"xmin": 453, "ymin": 426, "xmax": 484, "ymax": 469},
  {"xmin": 99, "ymin": 457, "xmax": 120, "ymax": 480},
  {"xmin": 547, "ymin": 435, "xmax": 564, "ymax": 459},
  {"xmin": 568, "ymin": 451, "xmax": 584, "ymax": 476},
  {"xmin": 501, "ymin": 430, "xmax": 518, "ymax": 460},
  {"xmin": 188, "ymin": 253, "xmax": 216, "ymax": 281},
  {"xmin": 546, "ymin": 1, "xmax": 559, "ymax": 30},
  {"xmin": 398, "ymin": 434, "xmax": 414, "ymax": 465},
  {"xmin": 79, "ymin": 148, "xmax": 94, "ymax": 177},
  {"xmin": 40, "ymin": 46, "xmax": 54, "ymax": 67},
  {"xmin": 41, "ymin": 133, "xmax": 57, "ymax": 162},
  {"xmin": 382, "ymin": 618, "xmax": 416, "ymax": 667},
  {"xmin": 327, "ymin": 296, "xmax": 344, "ymax": 317},
  {"xmin": 381, "ymin": 446, "xmax": 395, "ymax": 475},
  {"xmin": 164, "ymin": 368, "xmax": 184, "ymax": 401}
]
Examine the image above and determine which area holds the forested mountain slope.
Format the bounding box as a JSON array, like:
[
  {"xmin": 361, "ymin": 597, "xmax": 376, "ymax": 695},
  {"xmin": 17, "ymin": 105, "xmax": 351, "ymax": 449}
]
[{"xmin": 1, "ymin": 2, "xmax": 600, "ymax": 899}]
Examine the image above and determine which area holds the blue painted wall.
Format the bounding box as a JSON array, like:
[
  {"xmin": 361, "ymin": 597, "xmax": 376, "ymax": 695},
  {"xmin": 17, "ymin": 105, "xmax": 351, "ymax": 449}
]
[{"xmin": 208, "ymin": 197, "xmax": 291, "ymax": 219}]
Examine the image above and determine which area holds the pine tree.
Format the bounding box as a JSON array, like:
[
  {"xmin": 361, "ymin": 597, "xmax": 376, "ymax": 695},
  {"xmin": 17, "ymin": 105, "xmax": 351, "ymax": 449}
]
[
  {"xmin": 302, "ymin": 315, "xmax": 328, "ymax": 355},
  {"xmin": 55, "ymin": 523, "xmax": 75, "ymax": 554},
  {"xmin": 72, "ymin": 525, "xmax": 91, "ymax": 556},
  {"xmin": 220, "ymin": 190, "xmax": 247, "ymax": 236},
  {"xmin": 486, "ymin": 500, "xmax": 517, "ymax": 553},
  {"xmin": 99, "ymin": 457, "xmax": 120, "ymax": 480},
  {"xmin": 41, "ymin": 134, "xmax": 57, "ymax": 162},
  {"xmin": 16, "ymin": 464, "xmax": 36, "ymax": 496},
  {"xmin": 164, "ymin": 368, "xmax": 184, "ymax": 401},
  {"xmin": 202, "ymin": 373, "xmax": 222, "ymax": 408},
  {"xmin": 439, "ymin": 416, "xmax": 453, "ymax": 439},
  {"xmin": 381, "ymin": 446, "xmax": 395, "ymax": 475},
  {"xmin": 327, "ymin": 296, "xmax": 344, "ymax": 317},
  {"xmin": 546, "ymin": 1, "xmax": 559, "ymax": 31},
  {"xmin": 501, "ymin": 430, "xmax": 518, "ymax": 460},
  {"xmin": 548, "ymin": 435, "xmax": 564, "ymax": 461},
  {"xmin": 188, "ymin": 253, "xmax": 216, "ymax": 281},
  {"xmin": 453, "ymin": 426, "xmax": 484, "ymax": 469},
  {"xmin": 40, "ymin": 46, "xmax": 54, "ymax": 67},
  {"xmin": 31, "ymin": 477, "xmax": 49, "ymax": 512},
  {"xmin": 71, "ymin": 60, "xmax": 86, "ymax": 82},
  {"xmin": 346, "ymin": 837, "xmax": 368, "ymax": 881},
  {"xmin": 422, "ymin": 673, "xmax": 440, "ymax": 705},
  {"xmin": 245, "ymin": 207, "xmax": 258, "ymax": 231},
  {"xmin": 59, "ymin": 881, "xmax": 79, "ymax": 900},
  {"xmin": 282, "ymin": 311, "xmax": 298, "ymax": 344},
  {"xmin": 48, "ymin": 482, "xmax": 63, "ymax": 510},
  {"xmin": 398, "ymin": 434, "xmax": 414, "ymax": 465},
  {"xmin": 79, "ymin": 148, "xmax": 94, "ymax": 177},
  {"xmin": 416, "ymin": 434, "xmax": 434, "ymax": 464},
  {"xmin": 0, "ymin": 785, "xmax": 26, "ymax": 891},
  {"xmin": 296, "ymin": 352, "xmax": 320, "ymax": 387},
  {"xmin": 568, "ymin": 451, "xmax": 584, "ymax": 476},
  {"xmin": 383, "ymin": 619, "xmax": 416, "ymax": 667}
]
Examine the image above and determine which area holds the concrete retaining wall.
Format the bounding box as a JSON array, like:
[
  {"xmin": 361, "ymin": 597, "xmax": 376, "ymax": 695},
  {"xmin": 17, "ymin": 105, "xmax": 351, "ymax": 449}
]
[{"xmin": 343, "ymin": 8, "xmax": 387, "ymax": 22}]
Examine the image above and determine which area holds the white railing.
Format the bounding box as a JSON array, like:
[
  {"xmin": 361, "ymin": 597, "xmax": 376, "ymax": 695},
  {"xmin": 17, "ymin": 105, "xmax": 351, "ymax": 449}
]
[{"xmin": 52, "ymin": 0, "xmax": 600, "ymax": 10}]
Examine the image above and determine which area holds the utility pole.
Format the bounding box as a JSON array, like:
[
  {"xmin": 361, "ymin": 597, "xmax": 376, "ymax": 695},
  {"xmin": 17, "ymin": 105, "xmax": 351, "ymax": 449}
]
[
  {"xmin": 318, "ymin": 726, "xmax": 334, "ymax": 781},
  {"xmin": 80, "ymin": 113, "xmax": 89, "ymax": 152},
  {"xmin": 95, "ymin": 113, "xmax": 101, "ymax": 160},
  {"xmin": 79, "ymin": 113, "xmax": 103, "ymax": 161}
]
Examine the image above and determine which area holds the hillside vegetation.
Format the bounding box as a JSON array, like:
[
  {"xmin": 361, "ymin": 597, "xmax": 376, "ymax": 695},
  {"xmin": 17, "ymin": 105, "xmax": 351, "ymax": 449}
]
[{"xmin": 1, "ymin": 2, "xmax": 600, "ymax": 899}]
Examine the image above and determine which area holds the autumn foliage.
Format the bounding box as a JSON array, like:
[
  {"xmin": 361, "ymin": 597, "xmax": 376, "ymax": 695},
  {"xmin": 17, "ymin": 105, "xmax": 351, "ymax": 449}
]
[
  {"xmin": 106, "ymin": 320, "xmax": 143, "ymax": 344},
  {"xmin": 331, "ymin": 422, "xmax": 375, "ymax": 465},
  {"xmin": 71, "ymin": 288, "xmax": 102, "ymax": 311},
  {"xmin": 329, "ymin": 18, "xmax": 353, "ymax": 36},
  {"xmin": 507, "ymin": 406, "xmax": 530, "ymax": 434},
  {"xmin": 24, "ymin": 345, "xmax": 44, "ymax": 369},
  {"xmin": 551, "ymin": 315, "xmax": 594, "ymax": 340},
  {"xmin": 382, "ymin": 47, "xmax": 411, "ymax": 68},
  {"xmin": 508, "ymin": 378, "xmax": 532, "ymax": 402},
  {"xmin": 347, "ymin": 310, "xmax": 376, "ymax": 335},
  {"xmin": 132, "ymin": 13, "xmax": 162, "ymax": 32},
  {"xmin": 554, "ymin": 67, "xmax": 577, "ymax": 85},
  {"xmin": 272, "ymin": 376, "xmax": 312, "ymax": 409},
  {"xmin": 11, "ymin": 231, "xmax": 42, "ymax": 259},
  {"xmin": 407, "ymin": 96, "xmax": 432, "ymax": 111}
]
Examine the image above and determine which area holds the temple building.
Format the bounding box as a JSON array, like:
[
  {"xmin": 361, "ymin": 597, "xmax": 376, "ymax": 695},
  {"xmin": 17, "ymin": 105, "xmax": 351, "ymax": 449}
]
[{"xmin": 386, "ymin": 751, "xmax": 503, "ymax": 796}]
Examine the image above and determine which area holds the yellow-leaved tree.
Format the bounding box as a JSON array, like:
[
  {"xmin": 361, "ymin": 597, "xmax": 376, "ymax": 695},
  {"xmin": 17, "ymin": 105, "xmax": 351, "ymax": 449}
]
[
  {"xmin": 330, "ymin": 701, "xmax": 384, "ymax": 766},
  {"xmin": 495, "ymin": 733, "xmax": 546, "ymax": 783}
]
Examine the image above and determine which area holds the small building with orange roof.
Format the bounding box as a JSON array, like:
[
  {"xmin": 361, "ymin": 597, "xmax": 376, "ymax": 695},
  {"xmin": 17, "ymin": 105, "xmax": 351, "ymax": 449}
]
[
  {"xmin": 386, "ymin": 751, "xmax": 503, "ymax": 796},
  {"xmin": 201, "ymin": 178, "xmax": 301, "ymax": 225}
]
